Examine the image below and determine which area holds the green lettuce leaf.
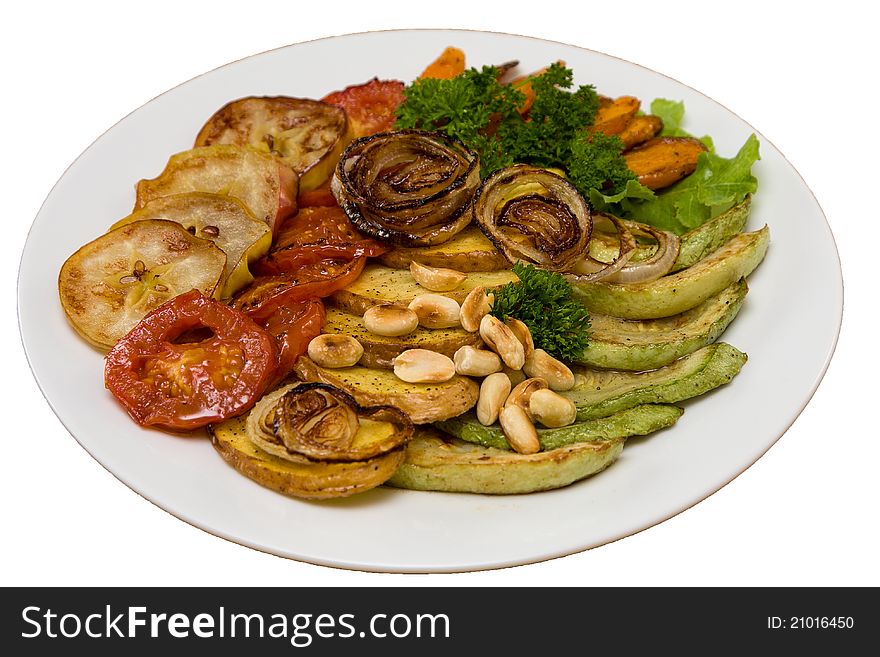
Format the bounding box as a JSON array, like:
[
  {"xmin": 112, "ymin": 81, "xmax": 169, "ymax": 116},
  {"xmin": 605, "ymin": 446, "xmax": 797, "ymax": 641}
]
[
  {"xmin": 652, "ymin": 98, "xmax": 714, "ymax": 151},
  {"xmin": 625, "ymin": 133, "xmax": 760, "ymax": 233},
  {"xmin": 652, "ymin": 98, "xmax": 688, "ymax": 136}
]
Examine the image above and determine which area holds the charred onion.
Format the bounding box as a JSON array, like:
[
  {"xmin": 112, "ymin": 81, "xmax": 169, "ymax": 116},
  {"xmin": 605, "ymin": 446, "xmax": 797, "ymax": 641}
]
[
  {"xmin": 247, "ymin": 382, "xmax": 413, "ymax": 463},
  {"xmin": 473, "ymin": 165, "xmax": 592, "ymax": 272},
  {"xmin": 331, "ymin": 130, "xmax": 480, "ymax": 247},
  {"xmin": 568, "ymin": 214, "xmax": 680, "ymax": 284}
]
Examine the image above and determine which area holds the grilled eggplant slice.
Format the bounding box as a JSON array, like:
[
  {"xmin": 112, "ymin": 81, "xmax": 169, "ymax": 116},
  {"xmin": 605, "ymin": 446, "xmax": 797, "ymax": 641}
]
[
  {"xmin": 135, "ymin": 145, "xmax": 298, "ymax": 235},
  {"xmin": 58, "ymin": 220, "xmax": 226, "ymax": 349},
  {"xmin": 110, "ymin": 192, "xmax": 271, "ymax": 298},
  {"xmin": 195, "ymin": 96, "xmax": 351, "ymax": 192}
]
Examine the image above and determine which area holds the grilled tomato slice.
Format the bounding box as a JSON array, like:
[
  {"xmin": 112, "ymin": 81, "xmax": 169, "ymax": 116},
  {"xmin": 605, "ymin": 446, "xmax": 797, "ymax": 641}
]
[
  {"xmin": 232, "ymin": 258, "xmax": 365, "ymax": 324},
  {"xmin": 321, "ymin": 78, "xmax": 405, "ymax": 138},
  {"xmin": 104, "ymin": 290, "xmax": 277, "ymax": 431},
  {"xmin": 110, "ymin": 192, "xmax": 271, "ymax": 299},
  {"xmin": 195, "ymin": 97, "xmax": 351, "ymax": 192},
  {"xmin": 135, "ymin": 145, "xmax": 298, "ymax": 235},
  {"xmin": 59, "ymin": 220, "xmax": 226, "ymax": 349}
]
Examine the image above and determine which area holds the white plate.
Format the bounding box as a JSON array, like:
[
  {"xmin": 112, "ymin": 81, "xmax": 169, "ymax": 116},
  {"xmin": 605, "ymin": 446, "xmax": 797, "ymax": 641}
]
[{"xmin": 18, "ymin": 30, "xmax": 842, "ymax": 573}]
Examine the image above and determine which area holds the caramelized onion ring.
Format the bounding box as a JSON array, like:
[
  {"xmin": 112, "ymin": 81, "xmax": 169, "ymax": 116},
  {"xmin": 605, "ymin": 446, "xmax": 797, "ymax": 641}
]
[
  {"xmin": 473, "ymin": 165, "xmax": 592, "ymax": 271},
  {"xmin": 568, "ymin": 215, "xmax": 681, "ymax": 284},
  {"xmin": 331, "ymin": 130, "xmax": 480, "ymax": 246},
  {"xmin": 567, "ymin": 214, "xmax": 637, "ymax": 282}
]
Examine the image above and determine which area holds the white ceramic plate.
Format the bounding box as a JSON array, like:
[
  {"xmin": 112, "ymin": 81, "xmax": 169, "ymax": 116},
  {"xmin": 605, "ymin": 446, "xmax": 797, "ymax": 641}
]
[{"xmin": 18, "ymin": 30, "xmax": 842, "ymax": 572}]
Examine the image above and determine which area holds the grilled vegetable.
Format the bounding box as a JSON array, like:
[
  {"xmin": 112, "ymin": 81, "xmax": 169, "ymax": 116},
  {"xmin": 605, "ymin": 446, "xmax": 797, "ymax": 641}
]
[
  {"xmin": 211, "ymin": 414, "xmax": 405, "ymax": 500},
  {"xmin": 624, "ymin": 136, "xmax": 708, "ymax": 190},
  {"xmin": 293, "ymin": 356, "xmax": 479, "ymax": 424},
  {"xmin": 332, "ymin": 130, "xmax": 480, "ymax": 246},
  {"xmin": 573, "ymin": 226, "xmax": 769, "ymax": 319},
  {"xmin": 436, "ymin": 404, "xmax": 682, "ymax": 451},
  {"xmin": 330, "ymin": 264, "xmax": 517, "ymax": 316},
  {"xmin": 135, "ymin": 145, "xmax": 298, "ymax": 234},
  {"xmin": 419, "ymin": 46, "xmax": 466, "ymax": 79},
  {"xmin": 473, "ymin": 165, "xmax": 592, "ymax": 271},
  {"xmin": 672, "ymin": 196, "xmax": 752, "ymax": 271},
  {"xmin": 590, "ymin": 96, "xmax": 641, "ymax": 136},
  {"xmin": 321, "ymin": 78, "xmax": 406, "ymax": 138},
  {"xmin": 194, "ymin": 96, "xmax": 351, "ymax": 192},
  {"xmin": 59, "ymin": 220, "xmax": 226, "ymax": 348},
  {"xmin": 271, "ymin": 383, "xmax": 412, "ymax": 462},
  {"xmin": 322, "ymin": 307, "xmax": 483, "ymax": 369},
  {"xmin": 378, "ymin": 225, "xmax": 510, "ymax": 272},
  {"xmin": 387, "ymin": 427, "xmax": 625, "ymax": 494},
  {"xmin": 568, "ymin": 343, "xmax": 746, "ymax": 420},
  {"xmin": 618, "ymin": 114, "xmax": 663, "ymax": 149},
  {"xmin": 104, "ymin": 291, "xmax": 277, "ymax": 431},
  {"xmin": 110, "ymin": 192, "xmax": 271, "ymax": 298},
  {"xmin": 578, "ymin": 280, "xmax": 748, "ymax": 370}
]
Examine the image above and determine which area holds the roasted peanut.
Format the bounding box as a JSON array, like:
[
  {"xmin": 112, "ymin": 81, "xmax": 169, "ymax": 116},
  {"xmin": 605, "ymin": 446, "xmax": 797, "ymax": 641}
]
[
  {"xmin": 504, "ymin": 377, "xmax": 549, "ymax": 415},
  {"xmin": 408, "ymin": 294, "xmax": 461, "ymax": 329},
  {"xmin": 523, "ymin": 349, "xmax": 575, "ymax": 391},
  {"xmin": 498, "ymin": 405, "xmax": 541, "ymax": 455},
  {"xmin": 529, "ymin": 388, "xmax": 577, "ymax": 428},
  {"xmin": 479, "ymin": 314, "xmax": 525, "ymax": 370},
  {"xmin": 392, "ymin": 349, "xmax": 456, "ymax": 383},
  {"xmin": 307, "ymin": 334, "xmax": 364, "ymax": 368},
  {"xmin": 410, "ymin": 260, "xmax": 467, "ymax": 292},
  {"xmin": 476, "ymin": 372, "xmax": 511, "ymax": 426},
  {"xmin": 460, "ymin": 286, "xmax": 493, "ymax": 332},
  {"xmin": 453, "ymin": 345, "xmax": 503, "ymax": 377},
  {"xmin": 505, "ymin": 318, "xmax": 535, "ymax": 359},
  {"xmin": 363, "ymin": 304, "xmax": 419, "ymax": 337}
]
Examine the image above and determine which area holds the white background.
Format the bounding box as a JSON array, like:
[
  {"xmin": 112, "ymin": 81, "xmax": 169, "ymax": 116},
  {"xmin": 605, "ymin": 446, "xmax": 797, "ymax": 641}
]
[{"xmin": 3, "ymin": 0, "xmax": 876, "ymax": 586}]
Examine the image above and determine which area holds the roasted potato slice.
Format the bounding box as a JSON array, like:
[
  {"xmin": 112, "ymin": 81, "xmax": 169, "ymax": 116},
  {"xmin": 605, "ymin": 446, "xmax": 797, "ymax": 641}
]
[
  {"xmin": 624, "ymin": 136, "xmax": 708, "ymax": 190},
  {"xmin": 590, "ymin": 95, "xmax": 641, "ymax": 136},
  {"xmin": 135, "ymin": 145, "xmax": 298, "ymax": 234},
  {"xmin": 331, "ymin": 264, "xmax": 517, "ymax": 316},
  {"xmin": 293, "ymin": 356, "xmax": 479, "ymax": 424},
  {"xmin": 58, "ymin": 220, "xmax": 226, "ymax": 349},
  {"xmin": 377, "ymin": 226, "xmax": 511, "ymax": 272},
  {"xmin": 618, "ymin": 114, "xmax": 663, "ymax": 149},
  {"xmin": 386, "ymin": 427, "xmax": 624, "ymax": 495},
  {"xmin": 110, "ymin": 193, "xmax": 271, "ymax": 298},
  {"xmin": 210, "ymin": 415, "xmax": 405, "ymax": 500},
  {"xmin": 195, "ymin": 97, "xmax": 351, "ymax": 192},
  {"xmin": 323, "ymin": 307, "xmax": 483, "ymax": 368}
]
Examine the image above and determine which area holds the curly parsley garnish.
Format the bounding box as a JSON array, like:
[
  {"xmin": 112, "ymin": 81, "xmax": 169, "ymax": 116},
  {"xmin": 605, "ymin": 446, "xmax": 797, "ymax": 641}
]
[
  {"xmin": 490, "ymin": 263, "xmax": 590, "ymax": 362},
  {"xmin": 395, "ymin": 63, "xmax": 636, "ymax": 198}
]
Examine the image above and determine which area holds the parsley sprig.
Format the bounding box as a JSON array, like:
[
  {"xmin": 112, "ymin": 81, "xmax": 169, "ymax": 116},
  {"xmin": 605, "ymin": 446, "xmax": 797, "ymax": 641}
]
[
  {"xmin": 394, "ymin": 63, "xmax": 638, "ymax": 198},
  {"xmin": 490, "ymin": 263, "xmax": 590, "ymax": 362}
]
